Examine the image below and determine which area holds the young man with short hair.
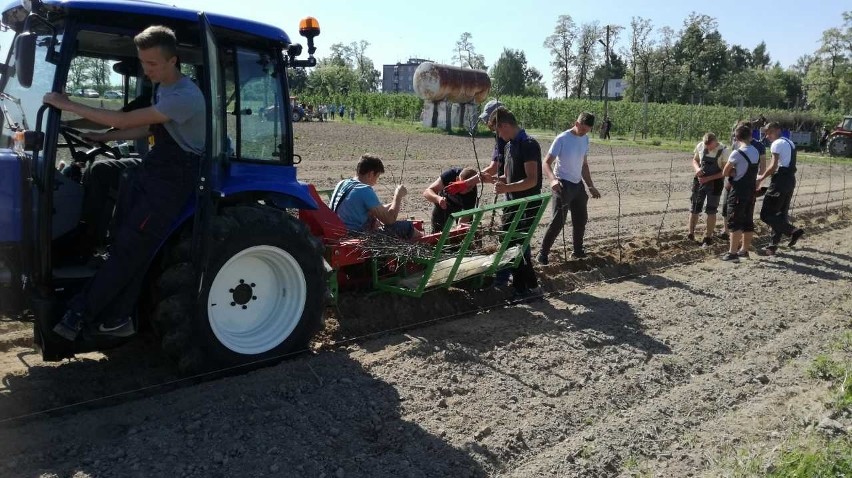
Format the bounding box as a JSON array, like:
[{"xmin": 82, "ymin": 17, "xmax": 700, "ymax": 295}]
[
  {"xmin": 47, "ymin": 25, "xmax": 206, "ymax": 340},
  {"xmin": 491, "ymin": 107, "xmax": 542, "ymax": 299},
  {"xmin": 688, "ymin": 132, "xmax": 727, "ymax": 247},
  {"xmin": 758, "ymin": 123, "xmax": 803, "ymax": 254},
  {"xmin": 423, "ymin": 167, "xmax": 478, "ymax": 233},
  {"xmin": 538, "ymin": 112, "xmax": 601, "ymax": 264},
  {"xmin": 330, "ymin": 154, "xmax": 423, "ymax": 240},
  {"xmin": 721, "ymin": 120, "xmax": 766, "ymax": 235},
  {"xmin": 721, "ymin": 125, "xmax": 761, "ymax": 262}
]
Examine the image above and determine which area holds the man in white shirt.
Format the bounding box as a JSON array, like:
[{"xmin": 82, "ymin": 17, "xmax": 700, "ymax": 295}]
[
  {"xmin": 758, "ymin": 122, "xmax": 803, "ymax": 255},
  {"xmin": 721, "ymin": 125, "xmax": 761, "ymax": 262},
  {"xmin": 537, "ymin": 112, "xmax": 601, "ymax": 264},
  {"xmin": 688, "ymin": 132, "xmax": 727, "ymax": 247}
]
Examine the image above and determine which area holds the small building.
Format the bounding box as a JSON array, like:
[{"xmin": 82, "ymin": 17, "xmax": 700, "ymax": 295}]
[
  {"xmin": 606, "ymin": 78, "xmax": 627, "ymax": 98},
  {"xmin": 382, "ymin": 58, "xmax": 431, "ymax": 94}
]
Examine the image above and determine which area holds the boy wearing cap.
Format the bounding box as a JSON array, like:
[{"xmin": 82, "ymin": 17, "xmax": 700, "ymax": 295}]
[{"xmin": 538, "ymin": 112, "xmax": 601, "ymax": 264}]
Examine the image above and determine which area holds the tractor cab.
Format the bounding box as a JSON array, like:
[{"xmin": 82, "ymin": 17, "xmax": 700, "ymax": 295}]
[{"xmin": 0, "ymin": 0, "xmax": 330, "ymax": 372}]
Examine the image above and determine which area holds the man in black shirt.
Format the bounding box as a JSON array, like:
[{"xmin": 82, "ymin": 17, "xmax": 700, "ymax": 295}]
[
  {"xmin": 491, "ymin": 107, "xmax": 542, "ymax": 300},
  {"xmin": 423, "ymin": 167, "xmax": 478, "ymax": 233}
]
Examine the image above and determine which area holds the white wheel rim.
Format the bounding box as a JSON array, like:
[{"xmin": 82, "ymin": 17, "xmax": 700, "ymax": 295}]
[{"xmin": 207, "ymin": 245, "xmax": 306, "ymax": 355}]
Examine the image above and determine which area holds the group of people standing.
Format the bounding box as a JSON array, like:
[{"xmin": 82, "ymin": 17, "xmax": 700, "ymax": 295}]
[
  {"xmin": 688, "ymin": 121, "xmax": 804, "ymax": 262},
  {"xmin": 330, "ymin": 99, "xmax": 603, "ymax": 301}
]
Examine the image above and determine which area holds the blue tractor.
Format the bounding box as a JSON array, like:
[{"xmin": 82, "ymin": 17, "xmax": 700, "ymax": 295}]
[{"xmin": 0, "ymin": 0, "xmax": 328, "ymax": 372}]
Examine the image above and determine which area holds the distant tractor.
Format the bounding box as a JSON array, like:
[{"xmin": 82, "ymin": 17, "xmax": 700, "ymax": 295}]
[{"xmin": 827, "ymin": 116, "xmax": 852, "ymax": 158}]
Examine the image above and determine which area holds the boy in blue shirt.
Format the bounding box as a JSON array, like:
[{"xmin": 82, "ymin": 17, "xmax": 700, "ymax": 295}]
[{"xmin": 330, "ymin": 154, "xmax": 423, "ymax": 240}]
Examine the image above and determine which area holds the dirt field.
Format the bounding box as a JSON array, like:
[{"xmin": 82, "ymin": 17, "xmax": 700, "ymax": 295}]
[{"xmin": 1, "ymin": 121, "xmax": 851, "ymax": 477}]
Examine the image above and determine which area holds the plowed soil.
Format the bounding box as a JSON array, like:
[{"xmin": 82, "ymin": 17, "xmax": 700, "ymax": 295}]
[{"xmin": 1, "ymin": 121, "xmax": 850, "ymax": 477}]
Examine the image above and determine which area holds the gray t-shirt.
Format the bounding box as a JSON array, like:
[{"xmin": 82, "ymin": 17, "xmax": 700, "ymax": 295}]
[{"xmin": 153, "ymin": 76, "xmax": 205, "ymax": 155}]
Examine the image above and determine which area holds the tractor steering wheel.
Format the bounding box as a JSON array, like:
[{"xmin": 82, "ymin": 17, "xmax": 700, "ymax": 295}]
[{"xmin": 59, "ymin": 125, "xmax": 123, "ymax": 161}]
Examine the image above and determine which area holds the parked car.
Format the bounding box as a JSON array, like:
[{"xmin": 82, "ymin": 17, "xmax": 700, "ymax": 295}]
[
  {"xmin": 103, "ymin": 90, "xmax": 123, "ymax": 99},
  {"xmin": 75, "ymin": 88, "xmax": 100, "ymax": 98}
]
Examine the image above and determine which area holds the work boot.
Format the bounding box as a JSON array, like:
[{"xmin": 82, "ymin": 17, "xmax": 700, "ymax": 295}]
[
  {"xmin": 53, "ymin": 310, "xmax": 85, "ymax": 341},
  {"xmin": 788, "ymin": 228, "xmax": 804, "ymax": 248},
  {"xmin": 700, "ymin": 237, "xmax": 713, "ymax": 249},
  {"xmin": 571, "ymin": 249, "xmax": 588, "ymax": 259},
  {"xmin": 536, "ymin": 252, "xmax": 549, "ymax": 265}
]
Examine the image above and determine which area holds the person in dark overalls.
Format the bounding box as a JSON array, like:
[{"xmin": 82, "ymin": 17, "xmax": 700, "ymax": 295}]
[
  {"xmin": 45, "ymin": 25, "xmax": 205, "ymax": 340},
  {"xmin": 423, "ymin": 167, "xmax": 478, "ymax": 234},
  {"xmin": 720, "ymin": 125, "xmax": 760, "ymax": 262},
  {"xmin": 491, "ymin": 107, "xmax": 542, "ymax": 300},
  {"xmin": 758, "ymin": 122, "xmax": 804, "ymax": 255},
  {"xmin": 688, "ymin": 132, "xmax": 727, "ymax": 247},
  {"xmin": 721, "ymin": 121, "xmax": 766, "ymax": 236}
]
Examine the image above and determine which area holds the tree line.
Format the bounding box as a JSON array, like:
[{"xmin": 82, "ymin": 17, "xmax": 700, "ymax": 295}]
[{"xmin": 293, "ymin": 10, "xmax": 851, "ymax": 115}]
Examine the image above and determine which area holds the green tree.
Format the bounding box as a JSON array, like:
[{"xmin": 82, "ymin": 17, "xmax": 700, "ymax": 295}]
[
  {"xmin": 588, "ymin": 52, "xmax": 627, "ymax": 99},
  {"xmin": 68, "ymin": 57, "xmax": 92, "ymax": 90},
  {"xmin": 288, "ymin": 68, "xmax": 308, "ymax": 94},
  {"xmin": 728, "ymin": 45, "xmax": 753, "ymax": 74},
  {"xmin": 453, "ymin": 32, "xmax": 486, "ymax": 70},
  {"xmin": 751, "ymin": 41, "xmax": 771, "ymax": 69},
  {"xmin": 573, "ymin": 22, "xmax": 600, "ymax": 98},
  {"xmin": 305, "ymin": 64, "xmax": 359, "ymax": 97},
  {"xmin": 349, "ymin": 40, "xmax": 381, "ymax": 92},
  {"xmin": 490, "ymin": 48, "xmax": 545, "ymax": 97},
  {"xmin": 544, "ymin": 14, "xmax": 577, "ymax": 99},
  {"xmin": 624, "ymin": 16, "xmax": 654, "ymax": 101},
  {"xmin": 672, "ymin": 13, "xmax": 727, "ymax": 103}
]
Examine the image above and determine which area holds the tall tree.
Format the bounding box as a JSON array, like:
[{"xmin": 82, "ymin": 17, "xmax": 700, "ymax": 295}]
[
  {"xmin": 728, "ymin": 45, "xmax": 752, "ymax": 74},
  {"xmin": 288, "ymin": 67, "xmax": 308, "ymax": 93},
  {"xmin": 672, "ymin": 13, "xmax": 727, "ymax": 103},
  {"xmin": 544, "ymin": 14, "xmax": 577, "ymax": 99},
  {"xmin": 90, "ymin": 59, "xmax": 110, "ymax": 92},
  {"xmin": 588, "ymin": 52, "xmax": 627, "ymax": 99},
  {"xmin": 490, "ymin": 48, "xmax": 545, "ymax": 97},
  {"xmin": 453, "ymin": 32, "xmax": 486, "ymax": 70},
  {"xmin": 751, "ymin": 41, "xmax": 771, "ymax": 69},
  {"xmin": 625, "ymin": 16, "xmax": 653, "ymax": 101},
  {"xmin": 573, "ymin": 22, "xmax": 600, "ymax": 98},
  {"xmin": 651, "ymin": 26, "xmax": 678, "ymax": 103},
  {"xmin": 349, "ymin": 40, "xmax": 381, "ymax": 92},
  {"xmin": 68, "ymin": 57, "xmax": 92, "ymax": 90}
]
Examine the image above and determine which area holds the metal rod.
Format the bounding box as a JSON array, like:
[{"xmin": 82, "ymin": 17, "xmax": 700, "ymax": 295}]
[
  {"xmin": 398, "ymin": 136, "xmax": 410, "ymax": 184},
  {"xmin": 657, "ymin": 153, "xmax": 675, "ymax": 244}
]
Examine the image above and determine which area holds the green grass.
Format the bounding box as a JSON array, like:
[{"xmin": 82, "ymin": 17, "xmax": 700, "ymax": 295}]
[
  {"xmin": 766, "ymin": 437, "xmax": 852, "ymax": 478},
  {"xmin": 808, "ymin": 355, "xmax": 846, "ymax": 381}
]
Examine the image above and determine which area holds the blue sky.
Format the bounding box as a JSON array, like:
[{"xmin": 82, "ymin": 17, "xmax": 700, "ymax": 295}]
[{"xmin": 175, "ymin": 0, "xmax": 845, "ymax": 97}]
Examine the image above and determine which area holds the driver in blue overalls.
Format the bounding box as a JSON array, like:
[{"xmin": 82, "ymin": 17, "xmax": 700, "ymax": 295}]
[{"xmin": 44, "ymin": 25, "xmax": 206, "ymax": 340}]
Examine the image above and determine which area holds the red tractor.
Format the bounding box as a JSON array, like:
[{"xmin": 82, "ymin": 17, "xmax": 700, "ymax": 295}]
[{"xmin": 827, "ymin": 115, "xmax": 852, "ymax": 158}]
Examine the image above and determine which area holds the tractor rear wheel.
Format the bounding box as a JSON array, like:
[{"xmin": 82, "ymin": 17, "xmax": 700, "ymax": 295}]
[
  {"xmin": 153, "ymin": 205, "xmax": 325, "ymax": 374},
  {"xmin": 827, "ymin": 135, "xmax": 852, "ymax": 158}
]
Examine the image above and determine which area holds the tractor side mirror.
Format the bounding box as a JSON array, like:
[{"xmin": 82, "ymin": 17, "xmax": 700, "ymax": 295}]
[{"xmin": 14, "ymin": 32, "xmax": 36, "ymax": 88}]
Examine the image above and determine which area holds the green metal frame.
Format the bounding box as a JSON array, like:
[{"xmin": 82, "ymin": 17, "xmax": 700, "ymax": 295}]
[{"xmin": 370, "ymin": 192, "xmax": 551, "ymax": 297}]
